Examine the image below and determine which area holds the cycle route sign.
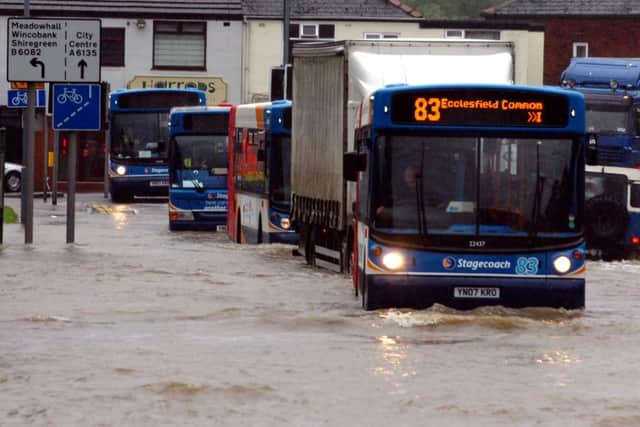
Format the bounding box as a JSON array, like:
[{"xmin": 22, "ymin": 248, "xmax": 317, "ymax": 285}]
[
  {"xmin": 6, "ymin": 18, "xmax": 101, "ymax": 82},
  {"xmin": 52, "ymin": 84, "xmax": 101, "ymax": 131}
]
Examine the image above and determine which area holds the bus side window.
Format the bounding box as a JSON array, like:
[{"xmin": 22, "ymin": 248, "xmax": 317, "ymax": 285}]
[
  {"xmin": 235, "ymin": 130, "xmax": 243, "ymax": 154},
  {"xmin": 357, "ymin": 136, "xmax": 370, "ymax": 222},
  {"xmin": 631, "ymin": 183, "xmax": 640, "ymax": 208}
]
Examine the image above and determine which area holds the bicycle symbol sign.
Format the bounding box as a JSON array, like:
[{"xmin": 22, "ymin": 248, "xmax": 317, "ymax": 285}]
[
  {"xmin": 56, "ymin": 88, "xmax": 84, "ymax": 104},
  {"xmin": 7, "ymin": 89, "xmax": 46, "ymax": 108},
  {"xmin": 52, "ymin": 83, "xmax": 101, "ymax": 131}
]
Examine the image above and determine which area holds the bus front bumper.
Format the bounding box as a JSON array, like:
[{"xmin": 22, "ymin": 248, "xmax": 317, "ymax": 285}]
[
  {"xmin": 365, "ymin": 275, "xmax": 585, "ymax": 311},
  {"xmin": 111, "ymin": 176, "xmax": 169, "ymax": 199}
]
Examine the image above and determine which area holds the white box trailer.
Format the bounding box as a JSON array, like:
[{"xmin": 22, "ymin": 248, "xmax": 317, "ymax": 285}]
[{"xmin": 290, "ymin": 39, "xmax": 516, "ymax": 269}]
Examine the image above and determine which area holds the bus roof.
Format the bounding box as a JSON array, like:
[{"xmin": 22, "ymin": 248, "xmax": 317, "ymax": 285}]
[
  {"xmin": 170, "ymin": 105, "xmax": 231, "ymax": 115},
  {"xmin": 235, "ymin": 101, "xmax": 271, "ymax": 129},
  {"xmin": 586, "ymin": 164, "xmax": 640, "ymax": 181}
]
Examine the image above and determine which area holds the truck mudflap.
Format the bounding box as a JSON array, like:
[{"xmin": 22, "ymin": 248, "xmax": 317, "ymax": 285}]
[
  {"xmin": 291, "ymin": 194, "xmax": 341, "ymax": 229},
  {"xmin": 364, "ymin": 275, "xmax": 585, "ymax": 311}
]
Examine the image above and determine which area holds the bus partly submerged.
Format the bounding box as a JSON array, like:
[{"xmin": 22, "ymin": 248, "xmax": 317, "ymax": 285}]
[
  {"xmin": 168, "ymin": 105, "xmax": 230, "ymax": 231},
  {"xmin": 339, "ymin": 84, "xmax": 588, "ymax": 310},
  {"xmin": 108, "ymin": 88, "xmax": 207, "ymax": 202},
  {"xmin": 227, "ymin": 100, "xmax": 297, "ymax": 244}
]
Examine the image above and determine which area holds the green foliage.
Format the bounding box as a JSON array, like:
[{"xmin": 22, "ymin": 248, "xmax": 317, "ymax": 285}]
[
  {"xmin": 2, "ymin": 206, "xmax": 18, "ymax": 224},
  {"xmin": 404, "ymin": 0, "xmax": 502, "ymax": 19}
]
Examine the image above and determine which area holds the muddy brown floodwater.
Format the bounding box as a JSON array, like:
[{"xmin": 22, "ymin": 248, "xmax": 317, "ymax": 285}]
[{"xmin": 1, "ymin": 194, "xmax": 639, "ymax": 426}]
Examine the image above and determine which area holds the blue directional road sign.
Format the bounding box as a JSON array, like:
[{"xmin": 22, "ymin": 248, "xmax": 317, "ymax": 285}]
[
  {"xmin": 53, "ymin": 83, "xmax": 101, "ymax": 131},
  {"xmin": 7, "ymin": 89, "xmax": 46, "ymax": 108}
]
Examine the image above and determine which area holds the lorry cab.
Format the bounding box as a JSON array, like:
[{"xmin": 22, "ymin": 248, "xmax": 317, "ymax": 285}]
[
  {"xmin": 585, "ymin": 164, "xmax": 640, "ymax": 259},
  {"xmin": 561, "ymin": 57, "xmax": 640, "ymax": 168}
]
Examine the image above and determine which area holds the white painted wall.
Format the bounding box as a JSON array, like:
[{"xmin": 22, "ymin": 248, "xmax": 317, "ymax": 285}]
[
  {"xmin": 0, "ymin": 16, "xmax": 243, "ymax": 107},
  {"xmin": 244, "ymin": 20, "xmax": 545, "ymax": 102}
]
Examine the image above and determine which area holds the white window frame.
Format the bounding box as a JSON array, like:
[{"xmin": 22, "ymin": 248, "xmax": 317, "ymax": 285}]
[
  {"xmin": 573, "ymin": 42, "xmax": 589, "ymax": 58},
  {"xmin": 300, "ymin": 24, "xmax": 318, "ymax": 38},
  {"xmin": 445, "ymin": 29, "xmax": 500, "ymax": 40},
  {"xmin": 364, "ymin": 32, "xmax": 400, "ymax": 39},
  {"xmin": 153, "ymin": 21, "xmax": 206, "ymax": 70}
]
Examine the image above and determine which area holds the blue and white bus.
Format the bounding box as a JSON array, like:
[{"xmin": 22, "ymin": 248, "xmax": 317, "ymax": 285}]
[
  {"xmin": 108, "ymin": 88, "xmax": 207, "ymax": 202},
  {"xmin": 227, "ymin": 100, "xmax": 297, "ymax": 244},
  {"xmin": 167, "ymin": 106, "xmax": 231, "ymax": 231},
  {"xmin": 344, "ymin": 84, "xmax": 587, "ymax": 310}
]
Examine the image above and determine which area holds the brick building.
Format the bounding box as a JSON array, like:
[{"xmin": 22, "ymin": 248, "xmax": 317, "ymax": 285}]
[{"xmin": 484, "ymin": 0, "xmax": 640, "ymax": 85}]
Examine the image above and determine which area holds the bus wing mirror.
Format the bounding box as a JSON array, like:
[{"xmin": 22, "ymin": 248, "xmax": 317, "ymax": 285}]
[
  {"xmin": 344, "ymin": 151, "xmax": 366, "ymax": 182},
  {"xmin": 586, "ymin": 134, "xmax": 598, "ymax": 165}
]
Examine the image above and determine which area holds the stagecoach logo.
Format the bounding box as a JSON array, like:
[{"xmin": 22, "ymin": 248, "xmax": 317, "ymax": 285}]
[
  {"xmin": 144, "ymin": 167, "xmax": 168, "ymax": 174},
  {"xmin": 443, "ymin": 257, "xmax": 512, "ymax": 271},
  {"xmin": 443, "ymin": 257, "xmax": 456, "ymax": 270}
]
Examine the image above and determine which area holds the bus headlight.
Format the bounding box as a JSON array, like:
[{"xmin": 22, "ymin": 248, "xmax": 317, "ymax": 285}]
[
  {"xmin": 553, "ymin": 255, "xmax": 572, "ymax": 274},
  {"xmin": 281, "ymin": 218, "xmax": 291, "ymax": 229},
  {"xmin": 382, "ymin": 252, "xmax": 405, "ymax": 270},
  {"xmin": 115, "ymin": 165, "xmax": 127, "ymax": 176}
]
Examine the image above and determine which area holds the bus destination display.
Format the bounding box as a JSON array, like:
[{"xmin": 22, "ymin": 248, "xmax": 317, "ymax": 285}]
[
  {"xmin": 118, "ymin": 92, "xmax": 203, "ymax": 109},
  {"xmin": 390, "ymin": 88, "xmax": 570, "ymax": 127},
  {"xmin": 184, "ymin": 113, "xmax": 229, "ymax": 133}
]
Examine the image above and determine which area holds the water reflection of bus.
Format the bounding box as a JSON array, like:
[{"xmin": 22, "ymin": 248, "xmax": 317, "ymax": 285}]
[
  {"xmin": 168, "ymin": 106, "xmax": 230, "ymax": 231},
  {"xmin": 337, "ymin": 85, "xmax": 587, "ymax": 310},
  {"xmin": 227, "ymin": 100, "xmax": 297, "ymax": 244},
  {"xmin": 108, "ymin": 88, "xmax": 207, "ymax": 202}
]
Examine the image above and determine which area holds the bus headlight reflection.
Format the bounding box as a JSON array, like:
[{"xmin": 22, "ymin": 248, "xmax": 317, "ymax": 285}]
[
  {"xmin": 116, "ymin": 165, "xmax": 127, "ymax": 176},
  {"xmin": 382, "ymin": 252, "xmax": 405, "ymax": 270},
  {"xmin": 553, "ymin": 255, "xmax": 572, "ymax": 274}
]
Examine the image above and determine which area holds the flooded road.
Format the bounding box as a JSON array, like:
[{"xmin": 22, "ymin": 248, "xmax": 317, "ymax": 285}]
[{"xmin": 1, "ymin": 194, "xmax": 639, "ymax": 426}]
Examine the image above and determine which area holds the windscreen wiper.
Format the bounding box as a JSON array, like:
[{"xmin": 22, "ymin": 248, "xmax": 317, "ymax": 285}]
[
  {"xmin": 191, "ymin": 179, "xmax": 204, "ymax": 193},
  {"xmin": 416, "ymin": 145, "xmax": 428, "ymax": 238},
  {"xmin": 528, "ymin": 141, "xmax": 542, "ymax": 243}
]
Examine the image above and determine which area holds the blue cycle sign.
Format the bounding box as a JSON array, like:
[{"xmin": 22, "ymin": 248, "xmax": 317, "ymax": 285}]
[
  {"xmin": 7, "ymin": 89, "xmax": 46, "ymax": 108},
  {"xmin": 52, "ymin": 83, "xmax": 101, "ymax": 131}
]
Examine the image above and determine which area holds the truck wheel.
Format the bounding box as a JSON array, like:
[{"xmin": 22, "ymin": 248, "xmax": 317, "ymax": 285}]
[
  {"xmin": 340, "ymin": 231, "xmax": 353, "ymax": 276},
  {"xmin": 236, "ymin": 211, "xmax": 242, "ymax": 243},
  {"xmin": 304, "ymin": 225, "xmax": 316, "ymax": 266},
  {"xmin": 257, "ymin": 218, "xmax": 263, "ymax": 244},
  {"xmin": 585, "ymin": 196, "xmax": 628, "ymax": 247}
]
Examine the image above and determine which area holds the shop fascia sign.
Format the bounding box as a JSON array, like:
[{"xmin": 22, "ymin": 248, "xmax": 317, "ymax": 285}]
[{"xmin": 127, "ymin": 75, "xmax": 228, "ymax": 105}]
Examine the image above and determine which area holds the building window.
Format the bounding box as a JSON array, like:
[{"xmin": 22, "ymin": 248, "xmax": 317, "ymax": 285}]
[
  {"xmin": 573, "ymin": 42, "xmax": 589, "ymax": 58},
  {"xmin": 364, "ymin": 32, "xmax": 400, "ymax": 39},
  {"xmin": 289, "ymin": 23, "xmax": 335, "ymax": 40},
  {"xmin": 101, "ymin": 27, "xmax": 125, "ymax": 67},
  {"xmin": 153, "ymin": 21, "xmax": 206, "ymax": 70},
  {"xmin": 444, "ymin": 29, "xmax": 464, "ymax": 39},
  {"xmin": 445, "ymin": 29, "xmax": 500, "ymax": 40}
]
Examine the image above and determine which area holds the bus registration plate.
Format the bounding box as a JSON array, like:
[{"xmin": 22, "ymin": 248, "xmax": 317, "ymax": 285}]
[
  {"xmin": 150, "ymin": 180, "xmax": 169, "ymax": 187},
  {"xmin": 216, "ymin": 225, "xmax": 227, "ymax": 232},
  {"xmin": 454, "ymin": 287, "xmax": 500, "ymax": 299}
]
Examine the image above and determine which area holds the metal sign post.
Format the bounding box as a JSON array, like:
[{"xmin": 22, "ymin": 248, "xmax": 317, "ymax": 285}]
[
  {"xmin": 66, "ymin": 132, "xmax": 77, "ymax": 243},
  {"xmin": 7, "ymin": 12, "xmax": 101, "ymax": 244},
  {"xmin": 0, "ymin": 127, "xmax": 6, "ymax": 244}
]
